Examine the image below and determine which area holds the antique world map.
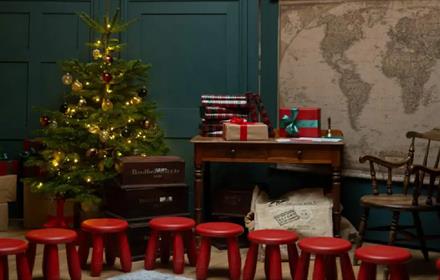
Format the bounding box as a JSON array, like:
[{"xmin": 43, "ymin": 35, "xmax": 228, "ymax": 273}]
[{"xmin": 279, "ymin": 0, "xmax": 440, "ymax": 175}]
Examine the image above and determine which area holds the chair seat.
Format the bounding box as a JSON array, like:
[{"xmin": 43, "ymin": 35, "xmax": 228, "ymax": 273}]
[
  {"xmin": 196, "ymin": 222, "xmax": 244, "ymax": 238},
  {"xmin": 0, "ymin": 238, "xmax": 28, "ymax": 255},
  {"xmin": 82, "ymin": 218, "xmax": 128, "ymax": 233},
  {"xmin": 248, "ymin": 229, "xmax": 298, "ymax": 245},
  {"xmin": 355, "ymin": 245, "xmax": 411, "ymax": 265},
  {"xmin": 360, "ymin": 194, "xmax": 440, "ymax": 210},
  {"xmin": 299, "ymin": 237, "xmax": 351, "ymax": 255},
  {"xmin": 26, "ymin": 228, "xmax": 77, "ymax": 244},
  {"xmin": 149, "ymin": 217, "xmax": 195, "ymax": 231}
]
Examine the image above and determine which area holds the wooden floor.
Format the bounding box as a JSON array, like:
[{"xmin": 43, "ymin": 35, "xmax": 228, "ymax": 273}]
[{"xmin": 1, "ymin": 227, "xmax": 439, "ymax": 279}]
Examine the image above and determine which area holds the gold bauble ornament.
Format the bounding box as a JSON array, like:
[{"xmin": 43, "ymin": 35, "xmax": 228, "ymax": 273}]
[
  {"xmin": 78, "ymin": 97, "xmax": 87, "ymax": 106},
  {"xmin": 62, "ymin": 73, "xmax": 73, "ymax": 85},
  {"xmin": 101, "ymin": 98, "xmax": 113, "ymax": 111},
  {"xmin": 71, "ymin": 80, "xmax": 83, "ymax": 92},
  {"xmin": 99, "ymin": 130, "xmax": 110, "ymax": 142},
  {"xmin": 98, "ymin": 160, "xmax": 105, "ymax": 172},
  {"xmin": 87, "ymin": 124, "xmax": 100, "ymax": 134},
  {"xmin": 92, "ymin": 49, "xmax": 102, "ymax": 60}
]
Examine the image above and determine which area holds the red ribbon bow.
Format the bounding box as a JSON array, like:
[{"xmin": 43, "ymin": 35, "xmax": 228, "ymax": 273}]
[{"xmin": 229, "ymin": 117, "xmax": 254, "ymax": 140}]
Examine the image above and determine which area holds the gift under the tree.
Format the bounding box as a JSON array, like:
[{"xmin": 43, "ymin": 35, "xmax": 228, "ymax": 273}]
[
  {"xmin": 279, "ymin": 107, "xmax": 321, "ymax": 138},
  {"xmin": 223, "ymin": 118, "xmax": 269, "ymax": 141},
  {"xmin": 0, "ymin": 160, "xmax": 18, "ymax": 176}
]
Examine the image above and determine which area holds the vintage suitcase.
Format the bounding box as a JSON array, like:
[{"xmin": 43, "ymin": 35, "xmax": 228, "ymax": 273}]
[
  {"xmin": 211, "ymin": 188, "xmax": 253, "ymax": 217},
  {"xmin": 118, "ymin": 156, "xmax": 185, "ymax": 186},
  {"xmin": 104, "ymin": 183, "xmax": 189, "ymax": 219}
]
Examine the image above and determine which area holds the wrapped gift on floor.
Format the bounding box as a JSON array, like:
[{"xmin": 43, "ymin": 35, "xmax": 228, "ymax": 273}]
[
  {"xmin": 223, "ymin": 117, "xmax": 269, "ymax": 141},
  {"xmin": 0, "ymin": 160, "xmax": 18, "ymax": 176},
  {"xmin": 0, "ymin": 202, "xmax": 7, "ymax": 231},
  {"xmin": 0, "ymin": 175, "xmax": 17, "ymax": 203},
  {"xmin": 279, "ymin": 107, "xmax": 321, "ymax": 138}
]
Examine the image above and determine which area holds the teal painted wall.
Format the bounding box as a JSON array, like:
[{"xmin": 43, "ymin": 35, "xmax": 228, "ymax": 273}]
[{"xmin": 1, "ymin": 0, "xmax": 439, "ymax": 252}]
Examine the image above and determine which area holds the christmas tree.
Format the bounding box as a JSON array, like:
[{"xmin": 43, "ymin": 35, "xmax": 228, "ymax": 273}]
[{"xmin": 25, "ymin": 11, "xmax": 168, "ymax": 204}]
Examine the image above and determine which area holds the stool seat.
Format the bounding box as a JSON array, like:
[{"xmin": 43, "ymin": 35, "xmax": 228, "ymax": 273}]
[
  {"xmin": 82, "ymin": 218, "xmax": 128, "ymax": 233},
  {"xmin": 0, "ymin": 238, "xmax": 27, "ymax": 255},
  {"xmin": 149, "ymin": 217, "xmax": 195, "ymax": 231},
  {"xmin": 248, "ymin": 229, "xmax": 298, "ymax": 245},
  {"xmin": 355, "ymin": 245, "xmax": 412, "ymax": 265},
  {"xmin": 26, "ymin": 228, "xmax": 77, "ymax": 244},
  {"xmin": 196, "ymin": 222, "xmax": 244, "ymax": 238},
  {"xmin": 299, "ymin": 237, "xmax": 352, "ymax": 255}
]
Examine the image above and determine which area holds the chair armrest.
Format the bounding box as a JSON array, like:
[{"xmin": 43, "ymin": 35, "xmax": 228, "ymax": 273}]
[
  {"xmin": 410, "ymin": 164, "xmax": 440, "ymax": 176},
  {"xmin": 359, "ymin": 155, "xmax": 410, "ymax": 168}
]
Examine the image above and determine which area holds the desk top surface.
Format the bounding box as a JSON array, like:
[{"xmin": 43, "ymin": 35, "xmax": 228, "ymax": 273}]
[{"xmin": 191, "ymin": 135, "xmax": 345, "ymax": 146}]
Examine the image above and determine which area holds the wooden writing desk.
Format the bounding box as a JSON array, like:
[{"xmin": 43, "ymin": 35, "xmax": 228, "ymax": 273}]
[{"xmin": 191, "ymin": 133, "xmax": 344, "ymax": 236}]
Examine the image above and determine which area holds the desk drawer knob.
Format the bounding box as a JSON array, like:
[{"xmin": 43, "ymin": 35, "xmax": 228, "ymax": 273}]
[
  {"xmin": 230, "ymin": 148, "xmax": 236, "ymax": 156},
  {"xmin": 297, "ymin": 150, "xmax": 303, "ymax": 158}
]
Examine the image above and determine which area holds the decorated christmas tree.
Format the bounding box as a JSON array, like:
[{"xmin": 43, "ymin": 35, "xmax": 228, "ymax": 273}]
[{"xmin": 25, "ymin": 11, "xmax": 168, "ymax": 206}]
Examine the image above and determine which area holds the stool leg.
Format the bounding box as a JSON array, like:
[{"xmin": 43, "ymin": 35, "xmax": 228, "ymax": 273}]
[
  {"xmin": 66, "ymin": 243, "xmax": 81, "ymax": 280},
  {"xmin": 242, "ymin": 242, "xmax": 258, "ymax": 280},
  {"xmin": 325, "ymin": 256, "xmax": 337, "ymax": 280},
  {"xmin": 313, "ymin": 254, "xmax": 326, "ymax": 280},
  {"xmin": 340, "ymin": 253, "xmax": 355, "ymax": 280},
  {"xmin": 389, "ymin": 264, "xmax": 409, "ymax": 280},
  {"xmin": 264, "ymin": 246, "xmax": 270, "ymax": 279},
  {"xmin": 90, "ymin": 233, "xmax": 104, "ymax": 277},
  {"xmin": 118, "ymin": 231, "xmax": 132, "ymax": 273},
  {"xmin": 196, "ymin": 237, "xmax": 211, "ymax": 280},
  {"xmin": 227, "ymin": 237, "xmax": 241, "ymax": 280},
  {"xmin": 287, "ymin": 243, "xmax": 298, "ymax": 280},
  {"xmin": 160, "ymin": 232, "xmax": 170, "ymax": 264},
  {"xmin": 16, "ymin": 253, "xmax": 31, "ymax": 280},
  {"xmin": 26, "ymin": 242, "xmax": 36, "ymax": 273},
  {"xmin": 358, "ymin": 262, "xmax": 376, "ymax": 280},
  {"xmin": 78, "ymin": 231, "xmax": 89, "ymax": 269},
  {"xmin": 145, "ymin": 230, "xmax": 159, "ymax": 270},
  {"xmin": 294, "ymin": 252, "xmax": 310, "ymax": 280},
  {"xmin": 42, "ymin": 245, "xmax": 49, "ymax": 279},
  {"xmin": 267, "ymin": 245, "xmax": 282, "ymax": 280},
  {"xmin": 105, "ymin": 234, "xmax": 116, "ymax": 267},
  {"xmin": 173, "ymin": 232, "xmax": 185, "ymax": 274},
  {"xmin": 45, "ymin": 244, "xmax": 60, "ymax": 280},
  {"xmin": 0, "ymin": 255, "xmax": 8, "ymax": 280},
  {"xmin": 185, "ymin": 230, "xmax": 197, "ymax": 266}
]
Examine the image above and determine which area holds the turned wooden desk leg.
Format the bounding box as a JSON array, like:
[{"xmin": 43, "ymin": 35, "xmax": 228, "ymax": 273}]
[
  {"xmin": 332, "ymin": 166, "xmax": 342, "ymax": 237},
  {"xmin": 194, "ymin": 163, "xmax": 203, "ymax": 225}
]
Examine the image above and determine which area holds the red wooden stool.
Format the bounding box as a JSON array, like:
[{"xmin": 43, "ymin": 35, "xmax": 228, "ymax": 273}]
[
  {"xmin": 436, "ymin": 258, "xmax": 440, "ymax": 280},
  {"xmin": 295, "ymin": 237, "xmax": 355, "ymax": 280},
  {"xmin": 0, "ymin": 238, "xmax": 32, "ymax": 280},
  {"xmin": 145, "ymin": 217, "xmax": 197, "ymax": 274},
  {"xmin": 196, "ymin": 222, "xmax": 244, "ymax": 280},
  {"xmin": 355, "ymin": 245, "xmax": 411, "ymax": 280},
  {"xmin": 243, "ymin": 229, "xmax": 299, "ymax": 280},
  {"xmin": 26, "ymin": 228, "xmax": 81, "ymax": 280},
  {"xmin": 79, "ymin": 218, "xmax": 131, "ymax": 277}
]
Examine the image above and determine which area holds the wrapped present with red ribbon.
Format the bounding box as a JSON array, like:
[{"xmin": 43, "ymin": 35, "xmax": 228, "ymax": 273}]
[
  {"xmin": 279, "ymin": 107, "xmax": 321, "ymax": 138},
  {"xmin": 0, "ymin": 160, "xmax": 18, "ymax": 176},
  {"xmin": 223, "ymin": 117, "xmax": 269, "ymax": 141}
]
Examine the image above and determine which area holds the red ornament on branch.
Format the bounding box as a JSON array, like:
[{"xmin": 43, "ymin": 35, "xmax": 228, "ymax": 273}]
[
  {"xmin": 101, "ymin": 72, "xmax": 112, "ymax": 83},
  {"xmin": 39, "ymin": 116, "xmax": 50, "ymax": 127}
]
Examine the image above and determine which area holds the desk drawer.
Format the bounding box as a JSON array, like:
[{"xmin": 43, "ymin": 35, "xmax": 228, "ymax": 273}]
[{"xmin": 202, "ymin": 144, "xmax": 269, "ymax": 160}]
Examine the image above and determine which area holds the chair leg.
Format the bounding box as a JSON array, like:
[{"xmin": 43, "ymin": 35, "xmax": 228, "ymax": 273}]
[
  {"xmin": 196, "ymin": 237, "xmax": 211, "ymax": 280},
  {"xmin": 412, "ymin": 211, "xmax": 429, "ymax": 261},
  {"xmin": 105, "ymin": 234, "xmax": 116, "ymax": 266},
  {"xmin": 0, "ymin": 255, "xmax": 8, "ymax": 280},
  {"xmin": 325, "ymin": 255, "xmax": 337, "ymax": 280},
  {"xmin": 66, "ymin": 243, "xmax": 81, "ymax": 280},
  {"xmin": 357, "ymin": 262, "xmax": 376, "ymax": 280},
  {"xmin": 313, "ymin": 254, "xmax": 326, "ymax": 280},
  {"xmin": 160, "ymin": 232, "xmax": 170, "ymax": 264},
  {"xmin": 242, "ymin": 242, "xmax": 258, "ymax": 280},
  {"xmin": 340, "ymin": 253, "xmax": 355, "ymax": 280},
  {"xmin": 91, "ymin": 233, "xmax": 104, "ymax": 277},
  {"xmin": 118, "ymin": 231, "xmax": 132, "ymax": 273},
  {"xmin": 294, "ymin": 252, "xmax": 310, "ymax": 280},
  {"xmin": 389, "ymin": 211, "xmax": 400, "ymax": 245},
  {"xmin": 266, "ymin": 245, "xmax": 282, "ymax": 280},
  {"xmin": 173, "ymin": 232, "xmax": 185, "ymax": 274},
  {"xmin": 354, "ymin": 207, "xmax": 369, "ymax": 265},
  {"xmin": 16, "ymin": 253, "xmax": 32, "ymax": 280},
  {"xmin": 45, "ymin": 244, "xmax": 60, "ymax": 280},
  {"xmin": 185, "ymin": 230, "xmax": 197, "ymax": 266},
  {"xmin": 227, "ymin": 237, "xmax": 241, "ymax": 280},
  {"xmin": 287, "ymin": 243, "xmax": 298, "ymax": 280},
  {"xmin": 78, "ymin": 231, "xmax": 89, "ymax": 269},
  {"xmin": 389, "ymin": 264, "xmax": 409, "ymax": 280},
  {"xmin": 145, "ymin": 230, "xmax": 159, "ymax": 270},
  {"xmin": 26, "ymin": 242, "xmax": 36, "ymax": 274}
]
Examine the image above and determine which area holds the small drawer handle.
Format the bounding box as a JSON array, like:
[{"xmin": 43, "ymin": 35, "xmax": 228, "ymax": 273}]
[
  {"xmin": 297, "ymin": 150, "xmax": 303, "ymax": 158},
  {"xmin": 230, "ymin": 148, "xmax": 236, "ymax": 156}
]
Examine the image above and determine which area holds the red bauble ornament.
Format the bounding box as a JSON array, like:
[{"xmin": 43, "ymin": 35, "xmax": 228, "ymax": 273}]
[
  {"xmin": 102, "ymin": 72, "xmax": 112, "ymax": 83},
  {"xmin": 104, "ymin": 55, "xmax": 113, "ymax": 64},
  {"xmin": 39, "ymin": 116, "xmax": 50, "ymax": 127}
]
